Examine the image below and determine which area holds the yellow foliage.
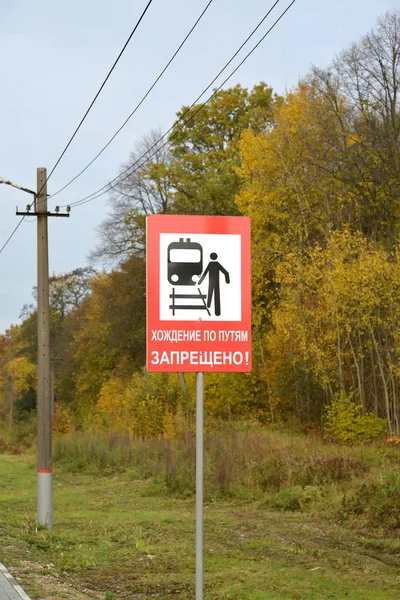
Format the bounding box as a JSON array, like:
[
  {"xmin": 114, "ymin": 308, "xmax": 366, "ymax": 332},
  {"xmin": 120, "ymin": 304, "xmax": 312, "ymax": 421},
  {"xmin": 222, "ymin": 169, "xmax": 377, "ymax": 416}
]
[
  {"xmin": 72, "ymin": 274, "xmax": 117, "ymax": 412},
  {"xmin": 4, "ymin": 357, "xmax": 37, "ymax": 395},
  {"xmin": 236, "ymin": 83, "xmax": 355, "ymax": 328},
  {"xmin": 94, "ymin": 371, "xmax": 188, "ymax": 438},
  {"xmin": 325, "ymin": 393, "xmax": 386, "ymax": 444},
  {"xmin": 94, "ymin": 376, "xmax": 128, "ymax": 432},
  {"xmin": 264, "ymin": 229, "xmax": 400, "ymax": 427},
  {"xmin": 52, "ymin": 404, "xmax": 74, "ymax": 436}
]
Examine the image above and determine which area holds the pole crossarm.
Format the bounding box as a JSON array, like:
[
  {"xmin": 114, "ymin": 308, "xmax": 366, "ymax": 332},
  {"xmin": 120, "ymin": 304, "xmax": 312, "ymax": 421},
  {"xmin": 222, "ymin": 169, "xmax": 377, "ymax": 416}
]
[
  {"xmin": 16, "ymin": 210, "xmax": 70, "ymax": 217},
  {"xmin": 0, "ymin": 177, "xmax": 36, "ymax": 196}
]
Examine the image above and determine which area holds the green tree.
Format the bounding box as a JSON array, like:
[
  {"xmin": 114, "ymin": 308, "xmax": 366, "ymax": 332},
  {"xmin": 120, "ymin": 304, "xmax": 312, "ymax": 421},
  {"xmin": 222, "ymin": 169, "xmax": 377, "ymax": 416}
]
[
  {"xmin": 168, "ymin": 83, "xmax": 280, "ymax": 216},
  {"xmin": 94, "ymin": 84, "xmax": 280, "ymax": 266}
]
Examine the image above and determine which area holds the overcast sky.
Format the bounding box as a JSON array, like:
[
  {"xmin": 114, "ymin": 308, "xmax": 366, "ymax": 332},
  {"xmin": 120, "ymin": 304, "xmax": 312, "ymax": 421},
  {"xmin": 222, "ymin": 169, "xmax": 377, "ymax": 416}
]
[{"xmin": 0, "ymin": 0, "xmax": 398, "ymax": 333}]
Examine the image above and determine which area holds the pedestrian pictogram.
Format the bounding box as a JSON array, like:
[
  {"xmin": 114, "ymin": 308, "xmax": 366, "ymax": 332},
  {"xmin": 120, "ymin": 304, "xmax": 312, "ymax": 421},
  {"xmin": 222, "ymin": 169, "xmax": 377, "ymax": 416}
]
[
  {"xmin": 147, "ymin": 215, "xmax": 251, "ymax": 373},
  {"xmin": 198, "ymin": 252, "xmax": 230, "ymax": 317}
]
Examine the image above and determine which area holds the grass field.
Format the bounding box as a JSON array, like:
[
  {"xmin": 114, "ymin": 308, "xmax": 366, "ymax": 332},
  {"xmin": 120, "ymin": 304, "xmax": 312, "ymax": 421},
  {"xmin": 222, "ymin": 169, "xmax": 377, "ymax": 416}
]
[{"xmin": 0, "ymin": 449, "xmax": 400, "ymax": 600}]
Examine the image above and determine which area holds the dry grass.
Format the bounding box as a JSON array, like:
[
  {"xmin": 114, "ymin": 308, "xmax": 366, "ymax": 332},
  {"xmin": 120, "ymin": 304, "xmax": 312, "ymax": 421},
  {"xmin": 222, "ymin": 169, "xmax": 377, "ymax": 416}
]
[{"xmin": 53, "ymin": 426, "xmax": 392, "ymax": 507}]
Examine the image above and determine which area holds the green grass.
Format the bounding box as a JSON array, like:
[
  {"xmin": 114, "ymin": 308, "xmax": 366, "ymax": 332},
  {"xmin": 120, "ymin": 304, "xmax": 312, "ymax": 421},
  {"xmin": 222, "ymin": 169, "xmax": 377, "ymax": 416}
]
[{"xmin": 0, "ymin": 453, "xmax": 400, "ymax": 599}]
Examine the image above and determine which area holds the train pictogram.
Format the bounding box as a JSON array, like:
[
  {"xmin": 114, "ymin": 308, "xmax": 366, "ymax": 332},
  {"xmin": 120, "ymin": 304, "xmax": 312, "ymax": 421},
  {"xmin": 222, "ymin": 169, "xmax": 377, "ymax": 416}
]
[{"xmin": 167, "ymin": 238, "xmax": 203, "ymax": 286}]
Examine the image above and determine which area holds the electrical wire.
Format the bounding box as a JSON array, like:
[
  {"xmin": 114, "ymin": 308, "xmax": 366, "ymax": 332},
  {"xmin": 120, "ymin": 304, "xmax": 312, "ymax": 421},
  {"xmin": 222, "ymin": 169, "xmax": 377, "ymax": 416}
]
[
  {"xmin": 63, "ymin": 0, "xmax": 283, "ymax": 207},
  {"xmin": 0, "ymin": 0, "xmax": 296, "ymax": 255},
  {"xmin": 0, "ymin": 218, "xmax": 26, "ymax": 255},
  {"xmin": 39, "ymin": 0, "xmax": 154, "ymax": 198},
  {"xmin": 66, "ymin": 0, "xmax": 295, "ymax": 209},
  {"xmin": 0, "ymin": 0, "xmax": 154, "ymax": 255},
  {"xmin": 50, "ymin": 0, "xmax": 215, "ymax": 199}
]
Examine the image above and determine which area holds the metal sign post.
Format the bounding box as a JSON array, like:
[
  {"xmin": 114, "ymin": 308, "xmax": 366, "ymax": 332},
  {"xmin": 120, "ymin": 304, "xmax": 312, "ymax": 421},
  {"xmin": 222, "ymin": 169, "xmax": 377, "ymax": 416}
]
[
  {"xmin": 196, "ymin": 372, "xmax": 204, "ymax": 600},
  {"xmin": 146, "ymin": 215, "xmax": 251, "ymax": 598}
]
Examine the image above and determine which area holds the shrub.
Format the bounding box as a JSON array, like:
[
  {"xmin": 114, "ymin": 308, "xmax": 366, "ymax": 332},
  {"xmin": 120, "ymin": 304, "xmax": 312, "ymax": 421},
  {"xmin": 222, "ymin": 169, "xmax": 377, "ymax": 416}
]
[
  {"xmin": 258, "ymin": 457, "xmax": 286, "ymax": 491},
  {"xmin": 52, "ymin": 404, "xmax": 74, "ymax": 436},
  {"xmin": 340, "ymin": 473, "xmax": 400, "ymax": 530},
  {"xmin": 301, "ymin": 485, "xmax": 323, "ymax": 504},
  {"xmin": 325, "ymin": 393, "xmax": 386, "ymax": 444},
  {"xmin": 269, "ymin": 487, "xmax": 303, "ymax": 511}
]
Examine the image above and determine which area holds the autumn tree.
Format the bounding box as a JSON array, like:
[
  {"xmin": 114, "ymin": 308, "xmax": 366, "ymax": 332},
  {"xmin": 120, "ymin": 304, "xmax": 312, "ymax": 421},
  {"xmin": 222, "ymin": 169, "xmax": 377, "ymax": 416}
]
[
  {"xmin": 236, "ymin": 11, "xmax": 400, "ymax": 430},
  {"xmin": 265, "ymin": 231, "xmax": 400, "ymax": 433},
  {"xmin": 92, "ymin": 129, "xmax": 173, "ymax": 265},
  {"xmin": 70, "ymin": 255, "xmax": 146, "ymax": 423},
  {"xmin": 1, "ymin": 268, "xmax": 96, "ymax": 418},
  {"xmin": 0, "ymin": 328, "xmax": 37, "ymax": 426},
  {"xmin": 94, "ymin": 84, "xmax": 281, "ymax": 267},
  {"xmin": 236, "ymin": 81, "xmax": 355, "ymax": 331},
  {"xmin": 312, "ymin": 9, "xmax": 400, "ymax": 246},
  {"xmin": 168, "ymin": 83, "xmax": 280, "ymax": 216}
]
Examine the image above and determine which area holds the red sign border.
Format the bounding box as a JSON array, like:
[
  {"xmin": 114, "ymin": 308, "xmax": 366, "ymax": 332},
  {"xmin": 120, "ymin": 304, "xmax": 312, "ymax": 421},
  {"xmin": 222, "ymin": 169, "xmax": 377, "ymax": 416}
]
[{"xmin": 146, "ymin": 215, "xmax": 251, "ymax": 372}]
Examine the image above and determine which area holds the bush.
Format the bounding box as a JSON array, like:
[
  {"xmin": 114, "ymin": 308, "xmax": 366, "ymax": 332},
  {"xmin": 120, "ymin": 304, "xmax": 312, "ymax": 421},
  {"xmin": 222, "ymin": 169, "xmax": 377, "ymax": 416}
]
[
  {"xmin": 340, "ymin": 473, "xmax": 400, "ymax": 530},
  {"xmin": 0, "ymin": 417, "xmax": 36, "ymax": 453},
  {"xmin": 269, "ymin": 487, "xmax": 303, "ymax": 511},
  {"xmin": 267, "ymin": 485, "xmax": 323, "ymax": 512},
  {"xmin": 52, "ymin": 404, "xmax": 74, "ymax": 436},
  {"xmin": 325, "ymin": 393, "xmax": 386, "ymax": 444}
]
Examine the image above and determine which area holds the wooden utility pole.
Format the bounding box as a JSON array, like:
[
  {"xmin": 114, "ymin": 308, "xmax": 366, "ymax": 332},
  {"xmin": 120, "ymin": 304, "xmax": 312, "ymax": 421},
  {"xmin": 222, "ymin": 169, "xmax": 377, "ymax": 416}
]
[
  {"xmin": 15, "ymin": 169, "xmax": 70, "ymax": 529},
  {"xmin": 36, "ymin": 167, "xmax": 53, "ymax": 529}
]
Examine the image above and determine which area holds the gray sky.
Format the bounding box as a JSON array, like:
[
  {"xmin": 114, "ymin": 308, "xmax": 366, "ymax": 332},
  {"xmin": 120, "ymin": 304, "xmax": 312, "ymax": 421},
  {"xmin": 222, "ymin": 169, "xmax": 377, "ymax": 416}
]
[{"xmin": 0, "ymin": 0, "xmax": 398, "ymax": 333}]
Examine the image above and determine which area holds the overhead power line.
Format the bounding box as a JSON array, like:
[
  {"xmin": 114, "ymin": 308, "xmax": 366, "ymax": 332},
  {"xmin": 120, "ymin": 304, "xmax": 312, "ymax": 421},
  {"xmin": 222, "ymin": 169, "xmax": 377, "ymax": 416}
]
[
  {"xmin": 41, "ymin": 0, "xmax": 154, "ymax": 196},
  {"xmin": 66, "ymin": 0, "xmax": 295, "ymax": 210},
  {"xmin": 0, "ymin": 0, "xmax": 154, "ymax": 256},
  {"xmin": 50, "ymin": 0, "xmax": 215, "ymax": 199},
  {"xmin": 0, "ymin": 218, "xmax": 25, "ymax": 255},
  {"xmin": 64, "ymin": 0, "xmax": 284, "ymax": 207}
]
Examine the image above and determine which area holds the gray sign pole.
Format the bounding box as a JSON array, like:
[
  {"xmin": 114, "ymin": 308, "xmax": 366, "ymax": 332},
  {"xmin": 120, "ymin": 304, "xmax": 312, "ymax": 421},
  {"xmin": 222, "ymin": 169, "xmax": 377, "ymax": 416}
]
[{"xmin": 196, "ymin": 372, "xmax": 204, "ymax": 600}]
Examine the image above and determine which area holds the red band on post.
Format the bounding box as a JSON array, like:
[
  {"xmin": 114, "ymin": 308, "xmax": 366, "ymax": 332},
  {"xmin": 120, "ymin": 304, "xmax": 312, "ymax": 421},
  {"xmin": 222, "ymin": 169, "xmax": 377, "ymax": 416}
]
[{"xmin": 37, "ymin": 469, "xmax": 52, "ymax": 473}]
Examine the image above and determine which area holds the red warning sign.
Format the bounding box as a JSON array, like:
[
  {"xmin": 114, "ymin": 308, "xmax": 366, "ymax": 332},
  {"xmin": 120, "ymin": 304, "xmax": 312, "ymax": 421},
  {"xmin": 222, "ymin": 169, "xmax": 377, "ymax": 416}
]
[{"xmin": 146, "ymin": 215, "xmax": 251, "ymax": 372}]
